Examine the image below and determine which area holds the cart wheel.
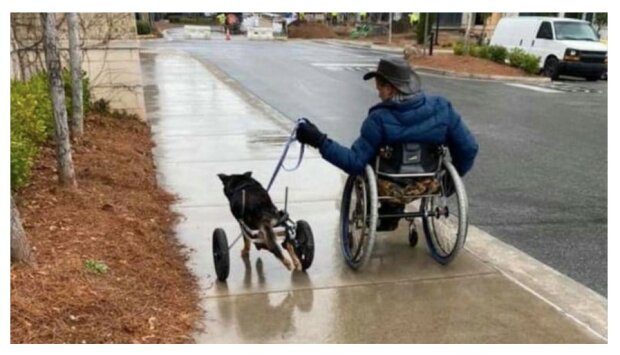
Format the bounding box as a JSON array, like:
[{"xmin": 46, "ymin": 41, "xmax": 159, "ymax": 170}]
[
  {"xmin": 212, "ymin": 228, "xmax": 230, "ymax": 281},
  {"xmin": 408, "ymin": 225, "xmax": 419, "ymax": 248},
  {"xmin": 295, "ymin": 220, "xmax": 314, "ymax": 271}
]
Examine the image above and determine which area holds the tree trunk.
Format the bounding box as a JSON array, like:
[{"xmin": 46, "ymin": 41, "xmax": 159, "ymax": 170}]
[
  {"xmin": 67, "ymin": 13, "xmax": 84, "ymax": 138},
  {"xmin": 11, "ymin": 196, "xmax": 34, "ymax": 265},
  {"xmin": 41, "ymin": 13, "xmax": 77, "ymax": 188},
  {"xmin": 464, "ymin": 13, "xmax": 473, "ymax": 53}
]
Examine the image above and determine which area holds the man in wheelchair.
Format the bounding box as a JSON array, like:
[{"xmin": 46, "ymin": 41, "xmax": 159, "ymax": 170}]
[{"xmin": 296, "ymin": 57, "xmax": 479, "ymax": 231}]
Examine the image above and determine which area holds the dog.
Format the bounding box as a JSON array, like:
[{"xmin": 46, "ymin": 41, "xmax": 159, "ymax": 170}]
[{"xmin": 217, "ymin": 172, "xmax": 302, "ymax": 271}]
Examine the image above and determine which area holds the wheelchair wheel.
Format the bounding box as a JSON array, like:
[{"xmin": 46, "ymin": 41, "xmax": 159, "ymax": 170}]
[
  {"xmin": 212, "ymin": 228, "xmax": 230, "ymax": 281},
  {"xmin": 340, "ymin": 165, "xmax": 378, "ymax": 270},
  {"xmin": 295, "ymin": 220, "xmax": 315, "ymax": 271},
  {"xmin": 422, "ymin": 160, "xmax": 468, "ymax": 265}
]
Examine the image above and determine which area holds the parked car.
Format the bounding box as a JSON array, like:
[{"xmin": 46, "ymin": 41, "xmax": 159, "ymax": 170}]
[{"xmin": 490, "ymin": 17, "xmax": 607, "ymax": 81}]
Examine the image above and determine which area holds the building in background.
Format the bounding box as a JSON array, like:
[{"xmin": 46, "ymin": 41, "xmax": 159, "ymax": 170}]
[{"xmin": 11, "ymin": 13, "xmax": 146, "ymax": 120}]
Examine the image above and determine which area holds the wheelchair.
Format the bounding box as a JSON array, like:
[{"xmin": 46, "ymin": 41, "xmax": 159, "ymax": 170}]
[{"xmin": 340, "ymin": 143, "xmax": 469, "ymax": 269}]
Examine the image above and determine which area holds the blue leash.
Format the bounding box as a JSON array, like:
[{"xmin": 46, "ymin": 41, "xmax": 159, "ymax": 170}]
[{"xmin": 266, "ymin": 118, "xmax": 307, "ymax": 192}]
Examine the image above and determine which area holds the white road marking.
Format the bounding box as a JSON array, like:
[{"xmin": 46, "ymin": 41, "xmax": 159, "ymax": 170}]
[
  {"xmin": 311, "ymin": 62, "xmax": 377, "ymax": 67},
  {"xmin": 505, "ymin": 82, "xmax": 564, "ymax": 93}
]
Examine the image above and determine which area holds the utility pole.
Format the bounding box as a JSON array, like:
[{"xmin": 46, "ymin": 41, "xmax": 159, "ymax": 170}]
[{"xmin": 388, "ymin": 12, "xmax": 392, "ymax": 44}]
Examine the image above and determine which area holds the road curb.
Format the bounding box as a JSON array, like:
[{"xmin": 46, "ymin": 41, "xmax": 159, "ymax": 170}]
[{"xmin": 315, "ymin": 39, "xmax": 551, "ymax": 83}]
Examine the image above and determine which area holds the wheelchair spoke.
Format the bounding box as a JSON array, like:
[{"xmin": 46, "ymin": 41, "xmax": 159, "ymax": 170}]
[{"xmin": 350, "ymin": 178, "xmax": 368, "ymax": 261}]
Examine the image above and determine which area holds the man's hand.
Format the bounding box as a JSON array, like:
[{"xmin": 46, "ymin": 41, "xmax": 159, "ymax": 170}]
[{"xmin": 296, "ymin": 119, "xmax": 327, "ymax": 148}]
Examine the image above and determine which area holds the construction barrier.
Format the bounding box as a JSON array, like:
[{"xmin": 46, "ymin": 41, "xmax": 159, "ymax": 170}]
[
  {"xmin": 184, "ymin": 25, "xmax": 212, "ymax": 39},
  {"xmin": 247, "ymin": 27, "xmax": 274, "ymax": 40}
]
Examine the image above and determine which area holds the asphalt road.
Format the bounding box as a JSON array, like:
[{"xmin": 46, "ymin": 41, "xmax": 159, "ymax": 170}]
[{"xmin": 143, "ymin": 30, "xmax": 608, "ymax": 296}]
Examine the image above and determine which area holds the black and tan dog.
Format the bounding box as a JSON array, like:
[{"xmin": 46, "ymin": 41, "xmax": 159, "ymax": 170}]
[{"xmin": 218, "ymin": 172, "xmax": 302, "ymax": 271}]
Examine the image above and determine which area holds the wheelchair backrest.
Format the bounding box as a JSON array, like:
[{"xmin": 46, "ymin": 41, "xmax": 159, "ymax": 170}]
[{"xmin": 376, "ymin": 143, "xmax": 442, "ymax": 176}]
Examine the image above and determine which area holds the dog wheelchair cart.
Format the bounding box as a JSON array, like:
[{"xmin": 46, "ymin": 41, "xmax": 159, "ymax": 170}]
[
  {"xmin": 212, "ymin": 118, "xmax": 315, "ymax": 282},
  {"xmin": 212, "ymin": 188, "xmax": 315, "ymax": 281}
]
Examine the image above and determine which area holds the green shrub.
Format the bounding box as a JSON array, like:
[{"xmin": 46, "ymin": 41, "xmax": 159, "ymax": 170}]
[
  {"xmin": 508, "ymin": 48, "xmax": 541, "ymax": 74},
  {"xmin": 11, "ymin": 73, "xmax": 54, "ymax": 145},
  {"xmin": 11, "ymin": 70, "xmax": 90, "ymax": 190},
  {"xmin": 10, "ymin": 73, "xmax": 53, "ymax": 190},
  {"xmin": 10, "ymin": 135, "xmax": 38, "ymax": 190},
  {"xmin": 477, "ymin": 45, "xmax": 490, "ymax": 59},
  {"xmin": 467, "ymin": 44, "xmax": 480, "ymax": 57},
  {"xmin": 488, "ymin": 45, "xmax": 508, "ymax": 64},
  {"xmin": 520, "ymin": 55, "xmax": 541, "ymax": 74},
  {"xmin": 91, "ymin": 98, "xmax": 111, "ymax": 114},
  {"xmin": 508, "ymin": 48, "xmax": 525, "ymax": 68},
  {"xmin": 453, "ymin": 41, "xmax": 465, "ymax": 55},
  {"xmin": 136, "ymin": 20, "xmax": 151, "ymax": 35},
  {"xmin": 463, "ymin": 44, "xmax": 491, "ymax": 59}
]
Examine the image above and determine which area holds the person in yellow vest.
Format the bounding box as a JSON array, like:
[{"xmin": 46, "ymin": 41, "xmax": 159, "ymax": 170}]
[
  {"xmin": 217, "ymin": 13, "xmax": 226, "ymax": 26},
  {"xmin": 331, "ymin": 12, "xmax": 338, "ymax": 25}
]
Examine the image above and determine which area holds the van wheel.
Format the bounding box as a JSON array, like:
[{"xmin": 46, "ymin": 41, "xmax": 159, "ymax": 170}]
[{"xmin": 543, "ymin": 57, "xmax": 560, "ymax": 80}]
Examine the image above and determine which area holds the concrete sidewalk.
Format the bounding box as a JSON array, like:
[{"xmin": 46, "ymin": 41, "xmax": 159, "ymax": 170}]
[{"xmin": 140, "ymin": 48, "xmax": 606, "ymax": 343}]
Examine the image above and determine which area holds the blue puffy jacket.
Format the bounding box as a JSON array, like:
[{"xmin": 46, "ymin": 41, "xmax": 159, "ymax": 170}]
[{"xmin": 319, "ymin": 92, "xmax": 479, "ymax": 176}]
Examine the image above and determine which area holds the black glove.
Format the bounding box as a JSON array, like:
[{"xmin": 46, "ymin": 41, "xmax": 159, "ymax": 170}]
[{"xmin": 296, "ymin": 119, "xmax": 327, "ymax": 148}]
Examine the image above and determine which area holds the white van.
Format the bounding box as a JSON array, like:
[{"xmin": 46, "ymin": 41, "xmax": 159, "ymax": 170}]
[{"xmin": 490, "ymin": 17, "xmax": 607, "ymax": 81}]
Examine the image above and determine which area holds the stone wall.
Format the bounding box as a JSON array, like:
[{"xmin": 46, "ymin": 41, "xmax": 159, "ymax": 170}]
[{"xmin": 10, "ymin": 13, "xmax": 146, "ymax": 120}]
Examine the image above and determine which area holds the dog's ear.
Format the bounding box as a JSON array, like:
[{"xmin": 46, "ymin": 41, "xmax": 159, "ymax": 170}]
[
  {"xmin": 217, "ymin": 173, "xmax": 229, "ymax": 183},
  {"xmin": 243, "ymin": 171, "xmax": 252, "ymax": 178}
]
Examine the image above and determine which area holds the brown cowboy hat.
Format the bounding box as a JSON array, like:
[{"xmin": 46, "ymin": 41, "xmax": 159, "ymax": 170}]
[{"xmin": 363, "ymin": 57, "xmax": 422, "ymax": 95}]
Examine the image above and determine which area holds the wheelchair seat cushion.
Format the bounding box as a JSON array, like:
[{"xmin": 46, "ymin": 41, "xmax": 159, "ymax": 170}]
[{"xmin": 378, "ymin": 177, "xmax": 441, "ymax": 204}]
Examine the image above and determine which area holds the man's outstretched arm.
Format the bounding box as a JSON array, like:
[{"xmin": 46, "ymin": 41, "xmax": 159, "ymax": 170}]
[{"xmin": 318, "ymin": 115, "xmax": 384, "ymax": 176}]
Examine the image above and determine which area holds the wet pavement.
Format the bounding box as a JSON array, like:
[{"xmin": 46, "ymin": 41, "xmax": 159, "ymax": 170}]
[
  {"xmin": 140, "ymin": 48, "xmax": 605, "ymax": 343},
  {"xmin": 143, "ymin": 31, "xmax": 607, "ymax": 296}
]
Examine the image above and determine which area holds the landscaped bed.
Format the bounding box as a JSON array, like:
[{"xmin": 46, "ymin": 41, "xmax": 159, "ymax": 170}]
[
  {"xmin": 410, "ymin": 53, "xmax": 536, "ymax": 77},
  {"xmin": 11, "ymin": 113, "xmax": 201, "ymax": 343}
]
